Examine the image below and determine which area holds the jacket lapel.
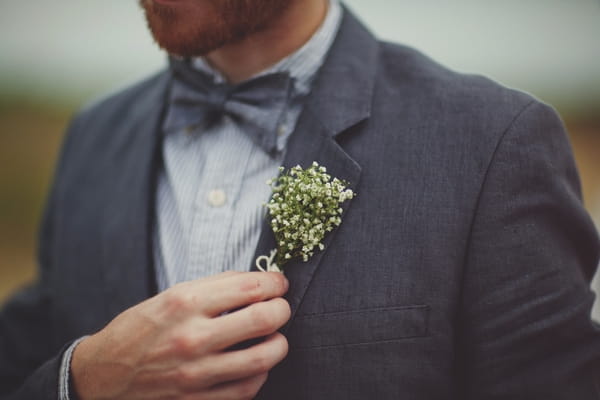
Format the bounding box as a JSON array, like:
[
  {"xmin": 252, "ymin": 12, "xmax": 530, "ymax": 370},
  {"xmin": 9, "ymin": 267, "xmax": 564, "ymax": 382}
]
[
  {"xmin": 251, "ymin": 9, "xmax": 379, "ymax": 331},
  {"xmin": 102, "ymin": 73, "xmax": 170, "ymax": 318}
]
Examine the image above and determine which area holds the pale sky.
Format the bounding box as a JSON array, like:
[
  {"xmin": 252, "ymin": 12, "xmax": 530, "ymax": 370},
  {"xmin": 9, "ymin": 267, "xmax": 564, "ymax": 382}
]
[{"xmin": 1, "ymin": 0, "xmax": 599, "ymax": 111}]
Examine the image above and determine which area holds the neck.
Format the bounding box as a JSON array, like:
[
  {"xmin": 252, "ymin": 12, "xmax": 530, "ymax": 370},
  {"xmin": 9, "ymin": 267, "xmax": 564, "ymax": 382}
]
[{"xmin": 206, "ymin": 0, "xmax": 328, "ymax": 84}]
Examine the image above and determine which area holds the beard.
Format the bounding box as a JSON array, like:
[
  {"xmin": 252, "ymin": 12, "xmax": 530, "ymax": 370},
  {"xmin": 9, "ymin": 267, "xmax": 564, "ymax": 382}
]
[{"xmin": 139, "ymin": 0, "xmax": 293, "ymax": 57}]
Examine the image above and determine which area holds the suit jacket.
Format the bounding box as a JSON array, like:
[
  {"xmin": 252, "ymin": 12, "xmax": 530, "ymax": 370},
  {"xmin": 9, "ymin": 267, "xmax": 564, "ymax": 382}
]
[{"xmin": 1, "ymin": 8, "xmax": 599, "ymax": 400}]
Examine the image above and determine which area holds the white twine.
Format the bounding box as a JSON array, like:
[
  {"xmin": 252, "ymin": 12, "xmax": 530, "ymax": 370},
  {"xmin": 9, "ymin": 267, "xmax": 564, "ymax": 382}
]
[{"xmin": 255, "ymin": 249, "xmax": 282, "ymax": 273}]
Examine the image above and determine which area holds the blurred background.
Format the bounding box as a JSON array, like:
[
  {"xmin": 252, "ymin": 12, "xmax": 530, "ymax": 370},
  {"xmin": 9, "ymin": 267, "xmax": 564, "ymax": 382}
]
[{"xmin": 1, "ymin": 1, "xmax": 599, "ymax": 317}]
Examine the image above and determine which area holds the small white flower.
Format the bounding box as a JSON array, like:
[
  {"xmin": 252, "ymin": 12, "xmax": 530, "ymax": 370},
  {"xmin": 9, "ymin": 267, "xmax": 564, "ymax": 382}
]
[{"xmin": 257, "ymin": 162, "xmax": 355, "ymax": 271}]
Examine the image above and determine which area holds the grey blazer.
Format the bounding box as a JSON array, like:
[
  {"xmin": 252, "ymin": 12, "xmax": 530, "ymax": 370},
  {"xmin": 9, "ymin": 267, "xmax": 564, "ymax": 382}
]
[{"xmin": 1, "ymin": 8, "xmax": 599, "ymax": 400}]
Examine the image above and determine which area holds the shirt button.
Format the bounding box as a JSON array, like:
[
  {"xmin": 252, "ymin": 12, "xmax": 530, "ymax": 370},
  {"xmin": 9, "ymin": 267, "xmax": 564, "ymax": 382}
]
[
  {"xmin": 277, "ymin": 124, "xmax": 287, "ymax": 137},
  {"xmin": 207, "ymin": 189, "xmax": 227, "ymax": 207}
]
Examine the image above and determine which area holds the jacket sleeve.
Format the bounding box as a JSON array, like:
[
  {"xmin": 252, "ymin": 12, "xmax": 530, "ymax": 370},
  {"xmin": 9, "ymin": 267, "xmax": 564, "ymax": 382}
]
[
  {"xmin": 0, "ymin": 285, "xmax": 64, "ymax": 400},
  {"xmin": 459, "ymin": 100, "xmax": 600, "ymax": 398},
  {"xmin": 0, "ymin": 116, "xmax": 81, "ymax": 400}
]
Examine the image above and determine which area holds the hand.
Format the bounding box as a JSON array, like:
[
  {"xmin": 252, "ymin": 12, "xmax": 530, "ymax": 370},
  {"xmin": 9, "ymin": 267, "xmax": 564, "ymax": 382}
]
[{"xmin": 71, "ymin": 271, "xmax": 291, "ymax": 400}]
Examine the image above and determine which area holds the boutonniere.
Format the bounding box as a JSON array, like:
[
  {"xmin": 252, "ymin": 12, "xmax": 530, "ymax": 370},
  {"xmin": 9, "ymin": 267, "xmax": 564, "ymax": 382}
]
[{"xmin": 255, "ymin": 162, "xmax": 355, "ymax": 273}]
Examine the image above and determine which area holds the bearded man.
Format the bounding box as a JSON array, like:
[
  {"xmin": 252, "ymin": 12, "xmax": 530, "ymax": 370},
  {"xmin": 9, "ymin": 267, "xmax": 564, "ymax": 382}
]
[{"xmin": 1, "ymin": 0, "xmax": 599, "ymax": 399}]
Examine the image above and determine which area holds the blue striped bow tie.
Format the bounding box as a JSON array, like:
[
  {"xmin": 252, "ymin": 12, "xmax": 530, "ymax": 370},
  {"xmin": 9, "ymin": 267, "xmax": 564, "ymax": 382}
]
[{"xmin": 163, "ymin": 57, "xmax": 293, "ymax": 155}]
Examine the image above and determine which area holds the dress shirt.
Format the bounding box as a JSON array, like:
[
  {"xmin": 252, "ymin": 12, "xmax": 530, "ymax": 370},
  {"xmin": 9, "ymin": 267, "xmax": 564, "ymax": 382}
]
[
  {"xmin": 59, "ymin": 1, "xmax": 342, "ymax": 398},
  {"xmin": 154, "ymin": 0, "xmax": 342, "ymax": 290}
]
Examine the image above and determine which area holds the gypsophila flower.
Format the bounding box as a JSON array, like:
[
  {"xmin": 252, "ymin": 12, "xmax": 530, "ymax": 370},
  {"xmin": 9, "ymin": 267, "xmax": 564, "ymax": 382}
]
[{"xmin": 254, "ymin": 162, "xmax": 355, "ymax": 273}]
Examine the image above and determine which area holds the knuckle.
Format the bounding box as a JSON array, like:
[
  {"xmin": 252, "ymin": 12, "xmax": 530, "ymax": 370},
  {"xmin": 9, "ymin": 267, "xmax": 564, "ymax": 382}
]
[
  {"xmin": 192, "ymin": 329, "xmax": 212, "ymax": 351},
  {"xmin": 174, "ymin": 364, "xmax": 198, "ymax": 387},
  {"xmin": 249, "ymin": 351, "xmax": 273, "ymax": 374},
  {"xmin": 248, "ymin": 305, "xmax": 276, "ymax": 334},
  {"xmin": 170, "ymin": 329, "xmax": 213, "ymax": 356},
  {"xmin": 162, "ymin": 289, "xmax": 190, "ymax": 314},
  {"xmin": 170, "ymin": 333, "xmax": 196, "ymax": 355}
]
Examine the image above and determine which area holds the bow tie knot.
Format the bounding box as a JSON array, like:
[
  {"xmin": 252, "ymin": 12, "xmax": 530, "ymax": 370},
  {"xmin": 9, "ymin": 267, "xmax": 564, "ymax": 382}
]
[
  {"xmin": 164, "ymin": 57, "xmax": 293, "ymax": 155},
  {"xmin": 204, "ymin": 85, "xmax": 229, "ymax": 112}
]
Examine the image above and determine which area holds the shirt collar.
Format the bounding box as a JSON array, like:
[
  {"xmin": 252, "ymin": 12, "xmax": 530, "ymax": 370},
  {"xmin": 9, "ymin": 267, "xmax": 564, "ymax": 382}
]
[{"xmin": 191, "ymin": 0, "xmax": 342, "ymax": 96}]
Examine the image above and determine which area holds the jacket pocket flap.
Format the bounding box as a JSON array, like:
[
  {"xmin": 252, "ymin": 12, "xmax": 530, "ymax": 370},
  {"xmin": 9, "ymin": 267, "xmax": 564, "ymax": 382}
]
[{"xmin": 288, "ymin": 305, "xmax": 429, "ymax": 349}]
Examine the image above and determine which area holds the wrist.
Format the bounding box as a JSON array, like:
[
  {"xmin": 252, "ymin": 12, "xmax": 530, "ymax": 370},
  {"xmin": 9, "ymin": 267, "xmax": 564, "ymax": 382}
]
[{"xmin": 70, "ymin": 334, "xmax": 100, "ymax": 400}]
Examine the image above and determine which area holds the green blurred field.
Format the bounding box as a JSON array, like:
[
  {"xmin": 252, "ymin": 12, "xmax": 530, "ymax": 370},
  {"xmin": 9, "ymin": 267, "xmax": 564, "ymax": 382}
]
[
  {"xmin": 0, "ymin": 102, "xmax": 69, "ymax": 300},
  {"xmin": 0, "ymin": 101, "xmax": 599, "ymax": 303}
]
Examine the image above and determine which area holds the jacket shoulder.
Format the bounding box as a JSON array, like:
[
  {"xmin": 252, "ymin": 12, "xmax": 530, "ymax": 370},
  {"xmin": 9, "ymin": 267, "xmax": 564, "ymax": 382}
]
[{"xmin": 376, "ymin": 41, "xmax": 542, "ymax": 124}]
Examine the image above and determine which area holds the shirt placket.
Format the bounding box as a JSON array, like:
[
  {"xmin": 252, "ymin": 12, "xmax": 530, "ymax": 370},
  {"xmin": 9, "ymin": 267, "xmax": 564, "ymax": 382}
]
[{"xmin": 187, "ymin": 121, "xmax": 255, "ymax": 280}]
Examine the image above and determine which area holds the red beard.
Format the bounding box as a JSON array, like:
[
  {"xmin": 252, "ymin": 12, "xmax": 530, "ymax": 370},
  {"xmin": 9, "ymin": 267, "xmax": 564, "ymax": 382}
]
[{"xmin": 139, "ymin": 0, "xmax": 292, "ymax": 57}]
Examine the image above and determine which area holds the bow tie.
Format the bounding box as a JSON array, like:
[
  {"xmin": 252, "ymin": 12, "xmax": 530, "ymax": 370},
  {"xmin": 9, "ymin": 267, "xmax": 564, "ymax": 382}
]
[{"xmin": 164, "ymin": 57, "xmax": 293, "ymax": 155}]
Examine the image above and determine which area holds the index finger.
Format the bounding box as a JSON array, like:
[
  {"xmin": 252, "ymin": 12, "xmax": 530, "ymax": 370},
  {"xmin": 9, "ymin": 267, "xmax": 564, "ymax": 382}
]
[{"xmin": 195, "ymin": 272, "xmax": 289, "ymax": 317}]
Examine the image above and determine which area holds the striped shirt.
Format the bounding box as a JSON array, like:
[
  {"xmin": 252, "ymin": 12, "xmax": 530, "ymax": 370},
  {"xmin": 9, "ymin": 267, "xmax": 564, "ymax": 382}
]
[{"xmin": 154, "ymin": 0, "xmax": 342, "ymax": 290}]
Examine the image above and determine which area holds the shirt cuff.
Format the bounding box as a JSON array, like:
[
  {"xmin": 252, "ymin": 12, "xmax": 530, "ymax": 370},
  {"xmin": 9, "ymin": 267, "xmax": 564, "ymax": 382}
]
[{"xmin": 58, "ymin": 336, "xmax": 88, "ymax": 400}]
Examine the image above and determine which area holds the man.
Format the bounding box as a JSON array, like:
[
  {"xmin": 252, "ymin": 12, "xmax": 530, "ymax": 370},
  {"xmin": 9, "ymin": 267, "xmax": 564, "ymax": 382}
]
[{"xmin": 1, "ymin": 0, "xmax": 599, "ymax": 398}]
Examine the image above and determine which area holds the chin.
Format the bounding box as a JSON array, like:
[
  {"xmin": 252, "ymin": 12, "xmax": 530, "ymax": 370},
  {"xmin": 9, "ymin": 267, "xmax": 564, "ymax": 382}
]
[
  {"xmin": 142, "ymin": 4, "xmax": 223, "ymax": 56},
  {"xmin": 141, "ymin": 0, "xmax": 290, "ymax": 57}
]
